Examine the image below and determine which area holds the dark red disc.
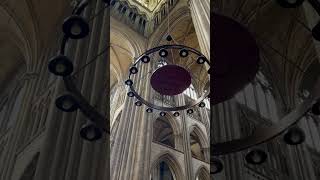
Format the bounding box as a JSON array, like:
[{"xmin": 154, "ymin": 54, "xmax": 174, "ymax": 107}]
[
  {"xmin": 151, "ymin": 65, "xmax": 191, "ymax": 95},
  {"xmin": 211, "ymin": 13, "xmax": 260, "ymax": 104}
]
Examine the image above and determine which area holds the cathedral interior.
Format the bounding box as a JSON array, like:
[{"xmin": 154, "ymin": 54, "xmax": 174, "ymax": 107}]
[{"xmin": 0, "ymin": 0, "xmax": 319, "ymax": 180}]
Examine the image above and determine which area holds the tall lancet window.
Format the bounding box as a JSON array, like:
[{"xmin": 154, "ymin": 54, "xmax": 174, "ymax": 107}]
[
  {"xmin": 151, "ymin": 161, "xmax": 174, "ymax": 180},
  {"xmin": 159, "ymin": 161, "xmax": 174, "ymax": 180},
  {"xmin": 235, "ymin": 71, "xmax": 279, "ymax": 122}
]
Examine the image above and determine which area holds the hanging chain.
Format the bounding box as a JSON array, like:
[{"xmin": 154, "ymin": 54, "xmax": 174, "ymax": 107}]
[{"xmin": 167, "ymin": 1, "xmax": 170, "ymax": 37}]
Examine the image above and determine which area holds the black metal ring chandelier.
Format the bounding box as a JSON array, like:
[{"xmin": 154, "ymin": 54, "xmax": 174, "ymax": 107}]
[
  {"xmin": 46, "ymin": 0, "xmax": 320, "ymax": 175},
  {"xmin": 211, "ymin": 0, "xmax": 320, "ymax": 174},
  {"xmin": 48, "ymin": 0, "xmax": 110, "ymax": 141},
  {"xmin": 125, "ymin": 44, "xmax": 210, "ymax": 115}
]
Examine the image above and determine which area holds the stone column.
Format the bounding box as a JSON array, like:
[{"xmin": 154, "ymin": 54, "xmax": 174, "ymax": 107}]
[
  {"xmin": 33, "ymin": 35, "xmax": 78, "ymax": 180},
  {"xmin": 110, "ymin": 58, "xmax": 153, "ymax": 180},
  {"xmin": 1, "ymin": 72, "xmax": 39, "ymax": 180},
  {"xmin": 34, "ymin": 1, "xmax": 101, "ymax": 179},
  {"xmin": 77, "ymin": 1, "xmax": 109, "ymax": 179},
  {"xmin": 174, "ymin": 132, "xmax": 184, "ymax": 152},
  {"xmin": 179, "ymin": 95, "xmax": 194, "ymax": 180},
  {"xmin": 211, "ymin": 99, "xmax": 244, "ymax": 180},
  {"xmin": 188, "ymin": 0, "xmax": 210, "ymax": 57},
  {"xmin": 203, "ymin": 147, "xmax": 210, "ymax": 162},
  {"xmin": 63, "ymin": 3, "xmax": 95, "ymax": 179},
  {"xmin": 199, "ymin": 107, "xmax": 210, "ymax": 137}
]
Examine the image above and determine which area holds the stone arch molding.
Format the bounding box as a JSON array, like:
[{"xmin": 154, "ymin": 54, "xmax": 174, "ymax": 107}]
[
  {"xmin": 153, "ymin": 115, "xmax": 181, "ymax": 149},
  {"xmin": 189, "ymin": 124, "xmax": 209, "ymax": 148},
  {"xmin": 150, "ymin": 151, "xmax": 185, "ymax": 180},
  {"xmin": 111, "ymin": 19, "xmax": 146, "ymax": 57},
  {"xmin": 110, "ymin": 20, "xmax": 147, "ymax": 83},
  {"xmin": 159, "ymin": 113, "xmax": 182, "ymax": 136},
  {"xmin": 0, "ymin": 5, "xmax": 32, "ymax": 66},
  {"xmin": 194, "ymin": 165, "xmax": 210, "ymax": 180},
  {"xmin": 112, "ymin": 106, "xmax": 123, "ymax": 126}
]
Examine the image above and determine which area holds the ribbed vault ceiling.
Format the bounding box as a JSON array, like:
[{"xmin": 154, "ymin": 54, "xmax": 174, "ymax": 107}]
[
  {"xmin": 110, "ymin": 30, "xmax": 136, "ymax": 89},
  {"xmin": 0, "ymin": 0, "xmax": 71, "ymax": 88}
]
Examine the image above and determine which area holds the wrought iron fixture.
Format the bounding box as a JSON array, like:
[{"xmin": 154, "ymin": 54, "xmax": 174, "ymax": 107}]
[
  {"xmin": 48, "ymin": 0, "xmax": 110, "ymax": 141},
  {"xmin": 122, "ymin": 0, "xmax": 211, "ymax": 123},
  {"xmin": 125, "ymin": 44, "xmax": 210, "ymax": 113},
  {"xmin": 211, "ymin": 0, "xmax": 320, "ymax": 173},
  {"xmin": 245, "ymin": 149, "xmax": 268, "ymax": 165},
  {"xmin": 211, "ymin": 158, "xmax": 224, "ymax": 174},
  {"xmin": 283, "ymin": 126, "xmax": 306, "ymax": 145}
]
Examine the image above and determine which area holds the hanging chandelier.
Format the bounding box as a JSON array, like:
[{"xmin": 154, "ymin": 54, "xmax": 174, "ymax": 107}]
[
  {"xmin": 48, "ymin": 0, "xmax": 110, "ymax": 141},
  {"xmin": 211, "ymin": 0, "xmax": 320, "ymax": 175},
  {"xmin": 125, "ymin": 44, "xmax": 210, "ymax": 116},
  {"xmin": 46, "ymin": 0, "xmax": 320, "ymax": 176},
  {"xmin": 123, "ymin": 0, "xmax": 211, "ymax": 117}
]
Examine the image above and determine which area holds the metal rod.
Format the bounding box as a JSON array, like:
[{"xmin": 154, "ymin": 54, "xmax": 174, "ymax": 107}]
[
  {"xmin": 72, "ymin": 45, "xmax": 109, "ymax": 75},
  {"xmin": 88, "ymin": 4, "xmax": 108, "ymax": 22},
  {"xmin": 60, "ymin": 35, "xmax": 69, "ymax": 55}
]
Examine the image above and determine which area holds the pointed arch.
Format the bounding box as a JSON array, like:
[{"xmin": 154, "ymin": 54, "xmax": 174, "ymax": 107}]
[
  {"xmin": 195, "ymin": 165, "xmax": 210, "ymax": 180},
  {"xmin": 110, "ymin": 20, "xmax": 147, "ymax": 83},
  {"xmin": 189, "ymin": 124, "xmax": 209, "ymax": 148},
  {"xmin": 153, "ymin": 117, "xmax": 176, "ymax": 148},
  {"xmin": 189, "ymin": 124, "xmax": 209, "ymax": 162},
  {"xmin": 162, "ymin": 113, "xmax": 181, "ymax": 135},
  {"xmin": 150, "ymin": 152, "xmax": 184, "ymax": 180}
]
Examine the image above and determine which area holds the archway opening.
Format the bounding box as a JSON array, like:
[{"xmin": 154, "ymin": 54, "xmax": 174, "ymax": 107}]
[
  {"xmin": 153, "ymin": 117, "xmax": 175, "ymax": 148},
  {"xmin": 190, "ymin": 129, "xmax": 206, "ymax": 161},
  {"xmin": 153, "ymin": 161, "xmax": 175, "ymax": 180},
  {"xmin": 150, "ymin": 153, "xmax": 184, "ymax": 180},
  {"xmin": 195, "ymin": 167, "xmax": 210, "ymax": 180}
]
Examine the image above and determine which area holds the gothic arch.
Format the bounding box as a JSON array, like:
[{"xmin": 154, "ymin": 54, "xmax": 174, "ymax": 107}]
[
  {"xmin": 153, "ymin": 117, "xmax": 176, "ymax": 148},
  {"xmin": 110, "ymin": 22, "xmax": 146, "ymax": 85},
  {"xmin": 0, "ymin": 0, "xmax": 72, "ymax": 71},
  {"xmin": 189, "ymin": 124, "xmax": 209, "ymax": 148},
  {"xmin": 150, "ymin": 152, "xmax": 185, "ymax": 180},
  {"xmin": 110, "ymin": 60, "xmax": 121, "ymax": 84},
  {"xmin": 194, "ymin": 166, "xmax": 210, "ymax": 180},
  {"xmin": 0, "ymin": 7, "xmax": 28, "ymax": 90},
  {"xmin": 111, "ymin": 19, "xmax": 146, "ymax": 56},
  {"xmin": 0, "ymin": 5, "xmax": 31, "ymax": 65},
  {"xmin": 189, "ymin": 124, "xmax": 209, "ymax": 161},
  {"xmin": 163, "ymin": 113, "xmax": 182, "ymax": 135},
  {"xmin": 112, "ymin": 107, "xmax": 123, "ymax": 128}
]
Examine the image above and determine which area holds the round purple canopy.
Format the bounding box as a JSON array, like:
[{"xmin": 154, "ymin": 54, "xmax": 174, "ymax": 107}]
[
  {"xmin": 211, "ymin": 13, "xmax": 260, "ymax": 104},
  {"xmin": 151, "ymin": 65, "xmax": 191, "ymax": 96}
]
